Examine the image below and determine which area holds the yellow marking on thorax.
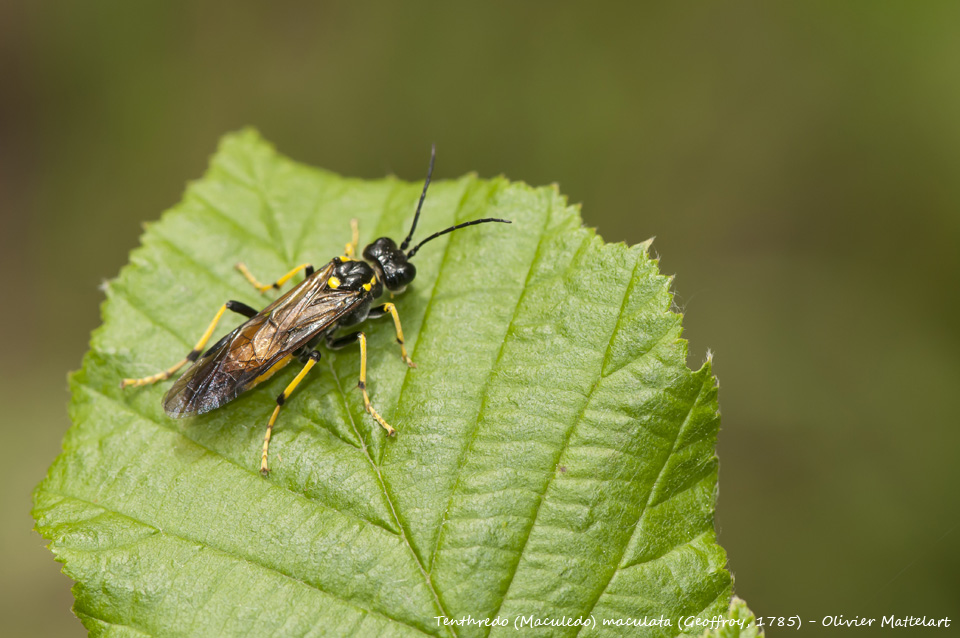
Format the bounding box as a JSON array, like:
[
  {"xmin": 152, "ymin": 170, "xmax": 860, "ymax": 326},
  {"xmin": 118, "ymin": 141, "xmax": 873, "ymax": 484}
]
[
  {"xmin": 363, "ymin": 274, "xmax": 377, "ymax": 292},
  {"xmin": 328, "ymin": 276, "xmax": 341, "ymax": 289}
]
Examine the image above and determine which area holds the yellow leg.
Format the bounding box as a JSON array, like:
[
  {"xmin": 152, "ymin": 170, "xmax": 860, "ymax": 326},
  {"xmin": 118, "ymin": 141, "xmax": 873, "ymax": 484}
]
[
  {"xmin": 344, "ymin": 218, "xmax": 360, "ymax": 258},
  {"xmin": 261, "ymin": 351, "xmax": 321, "ymax": 475},
  {"xmin": 236, "ymin": 262, "xmax": 312, "ymax": 293},
  {"xmin": 120, "ymin": 303, "xmax": 228, "ymax": 388},
  {"xmin": 378, "ymin": 302, "xmax": 416, "ymax": 367},
  {"xmin": 357, "ymin": 333, "xmax": 396, "ymax": 436}
]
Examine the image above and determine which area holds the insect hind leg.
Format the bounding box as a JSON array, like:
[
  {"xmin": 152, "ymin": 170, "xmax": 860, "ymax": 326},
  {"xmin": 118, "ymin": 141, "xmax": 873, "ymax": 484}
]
[
  {"xmin": 120, "ymin": 300, "xmax": 256, "ymax": 389},
  {"xmin": 261, "ymin": 350, "xmax": 321, "ymax": 475},
  {"xmin": 326, "ymin": 331, "xmax": 395, "ymax": 436}
]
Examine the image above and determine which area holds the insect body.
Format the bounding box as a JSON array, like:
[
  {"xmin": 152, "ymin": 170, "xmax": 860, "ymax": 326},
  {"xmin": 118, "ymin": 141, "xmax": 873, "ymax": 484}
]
[{"xmin": 120, "ymin": 147, "xmax": 510, "ymax": 474}]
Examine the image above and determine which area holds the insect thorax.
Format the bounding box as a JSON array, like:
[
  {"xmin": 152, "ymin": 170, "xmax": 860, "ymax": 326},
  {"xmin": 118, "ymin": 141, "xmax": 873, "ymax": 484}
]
[
  {"xmin": 327, "ymin": 257, "xmax": 382, "ymax": 327},
  {"xmin": 328, "ymin": 257, "xmax": 381, "ymax": 294}
]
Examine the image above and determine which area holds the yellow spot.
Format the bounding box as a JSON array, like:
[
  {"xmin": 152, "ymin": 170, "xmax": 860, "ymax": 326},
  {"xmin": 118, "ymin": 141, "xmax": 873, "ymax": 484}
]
[
  {"xmin": 338, "ymin": 256, "xmax": 353, "ymax": 262},
  {"xmin": 251, "ymin": 354, "xmax": 293, "ymax": 388},
  {"xmin": 363, "ymin": 282, "xmax": 372, "ymax": 291},
  {"xmin": 328, "ymin": 276, "xmax": 341, "ymax": 289}
]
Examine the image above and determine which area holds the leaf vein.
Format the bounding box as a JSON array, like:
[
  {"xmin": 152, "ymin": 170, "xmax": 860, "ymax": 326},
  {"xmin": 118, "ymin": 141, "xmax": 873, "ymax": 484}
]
[
  {"xmin": 74, "ymin": 610, "xmax": 154, "ymax": 637},
  {"xmin": 77, "ymin": 379, "xmax": 399, "ymax": 537},
  {"xmin": 223, "ymin": 143, "xmax": 288, "ymax": 262},
  {"xmin": 572, "ymin": 371, "xmax": 714, "ymax": 637},
  {"xmin": 187, "ymin": 189, "xmax": 287, "ymax": 260},
  {"xmin": 327, "ymin": 361, "xmax": 457, "ymax": 638},
  {"xmin": 427, "ymin": 188, "xmax": 557, "ymax": 576},
  {"xmin": 110, "ymin": 286, "xmax": 366, "ymax": 454},
  {"xmin": 42, "ymin": 489, "xmax": 435, "ymax": 637},
  {"xmin": 485, "ymin": 243, "xmax": 641, "ymax": 632}
]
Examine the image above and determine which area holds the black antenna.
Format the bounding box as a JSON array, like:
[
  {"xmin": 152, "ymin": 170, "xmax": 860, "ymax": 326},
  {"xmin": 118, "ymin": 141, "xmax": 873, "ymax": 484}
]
[
  {"xmin": 400, "ymin": 144, "xmax": 436, "ymax": 252},
  {"xmin": 406, "ymin": 218, "xmax": 511, "ymax": 259}
]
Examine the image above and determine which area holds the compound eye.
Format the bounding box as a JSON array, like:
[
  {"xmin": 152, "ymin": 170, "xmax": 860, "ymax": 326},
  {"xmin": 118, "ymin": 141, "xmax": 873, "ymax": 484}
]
[{"xmin": 395, "ymin": 262, "xmax": 416, "ymax": 288}]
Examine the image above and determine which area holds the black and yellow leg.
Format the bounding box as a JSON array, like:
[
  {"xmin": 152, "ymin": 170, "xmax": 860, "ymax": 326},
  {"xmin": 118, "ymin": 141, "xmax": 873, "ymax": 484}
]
[
  {"xmin": 344, "ymin": 218, "xmax": 360, "ymax": 258},
  {"xmin": 326, "ymin": 331, "xmax": 396, "ymax": 436},
  {"xmin": 120, "ymin": 300, "xmax": 257, "ymax": 388},
  {"xmin": 236, "ymin": 262, "xmax": 314, "ymax": 293},
  {"xmin": 369, "ymin": 303, "xmax": 415, "ymax": 367},
  {"xmin": 261, "ymin": 350, "xmax": 321, "ymax": 475}
]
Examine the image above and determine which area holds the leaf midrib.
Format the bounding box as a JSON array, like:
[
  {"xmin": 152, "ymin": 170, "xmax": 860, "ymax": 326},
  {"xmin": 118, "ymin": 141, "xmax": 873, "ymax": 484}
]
[
  {"xmin": 342, "ymin": 175, "xmax": 487, "ymax": 637},
  {"xmin": 328, "ymin": 360, "xmax": 456, "ymax": 638},
  {"xmin": 124, "ymin": 166, "xmax": 470, "ymax": 633},
  {"xmin": 44, "ymin": 132, "xmax": 738, "ymax": 636}
]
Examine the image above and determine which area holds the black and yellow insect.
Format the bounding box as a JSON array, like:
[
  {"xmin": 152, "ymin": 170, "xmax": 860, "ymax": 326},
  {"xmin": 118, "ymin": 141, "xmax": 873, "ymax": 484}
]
[{"xmin": 120, "ymin": 147, "xmax": 510, "ymax": 474}]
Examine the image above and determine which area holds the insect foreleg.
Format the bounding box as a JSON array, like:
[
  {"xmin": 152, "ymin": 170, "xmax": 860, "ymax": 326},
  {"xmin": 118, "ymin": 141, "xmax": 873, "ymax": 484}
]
[
  {"xmin": 235, "ymin": 262, "xmax": 314, "ymax": 293},
  {"xmin": 368, "ymin": 303, "xmax": 415, "ymax": 367},
  {"xmin": 326, "ymin": 331, "xmax": 396, "ymax": 437},
  {"xmin": 120, "ymin": 300, "xmax": 256, "ymax": 388},
  {"xmin": 261, "ymin": 350, "xmax": 321, "ymax": 475}
]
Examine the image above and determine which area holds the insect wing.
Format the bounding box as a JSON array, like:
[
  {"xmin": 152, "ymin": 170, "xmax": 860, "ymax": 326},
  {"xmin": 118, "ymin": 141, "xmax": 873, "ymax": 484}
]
[
  {"xmin": 163, "ymin": 264, "xmax": 364, "ymax": 417},
  {"xmin": 163, "ymin": 323, "xmax": 247, "ymax": 417}
]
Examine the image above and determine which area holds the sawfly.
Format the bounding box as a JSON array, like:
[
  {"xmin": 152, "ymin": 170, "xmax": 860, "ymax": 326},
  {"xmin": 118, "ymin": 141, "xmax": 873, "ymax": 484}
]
[{"xmin": 121, "ymin": 147, "xmax": 510, "ymax": 474}]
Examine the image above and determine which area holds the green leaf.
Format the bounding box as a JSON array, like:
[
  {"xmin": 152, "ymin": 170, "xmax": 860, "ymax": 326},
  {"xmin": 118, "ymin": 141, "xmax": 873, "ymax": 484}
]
[
  {"xmin": 698, "ymin": 598, "xmax": 765, "ymax": 638},
  {"xmin": 35, "ymin": 130, "xmax": 741, "ymax": 637}
]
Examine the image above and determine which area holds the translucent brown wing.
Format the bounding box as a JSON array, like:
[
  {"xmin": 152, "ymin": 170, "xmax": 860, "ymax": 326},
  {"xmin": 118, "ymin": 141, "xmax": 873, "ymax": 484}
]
[{"xmin": 163, "ymin": 262, "xmax": 364, "ymax": 417}]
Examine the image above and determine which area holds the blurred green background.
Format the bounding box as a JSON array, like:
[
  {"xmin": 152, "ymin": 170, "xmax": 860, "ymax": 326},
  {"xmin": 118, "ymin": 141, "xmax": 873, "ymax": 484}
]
[{"xmin": 3, "ymin": 1, "xmax": 958, "ymax": 635}]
